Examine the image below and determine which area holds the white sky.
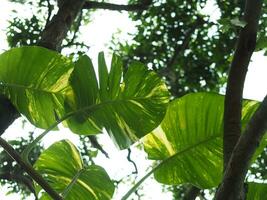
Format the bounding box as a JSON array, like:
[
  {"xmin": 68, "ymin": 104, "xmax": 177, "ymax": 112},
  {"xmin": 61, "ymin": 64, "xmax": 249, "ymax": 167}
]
[{"xmin": 0, "ymin": 0, "xmax": 267, "ymax": 200}]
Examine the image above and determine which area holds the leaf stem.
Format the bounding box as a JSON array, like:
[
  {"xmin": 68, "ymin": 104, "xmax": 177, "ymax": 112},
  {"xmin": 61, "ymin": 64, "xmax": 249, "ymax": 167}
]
[
  {"xmin": 22, "ymin": 98, "xmax": 150, "ymax": 163},
  {"xmin": 61, "ymin": 168, "xmax": 85, "ymax": 198},
  {"xmin": 21, "ymin": 112, "xmax": 73, "ymax": 163},
  {"xmin": 0, "ymin": 137, "xmax": 62, "ymax": 200},
  {"xmin": 121, "ymin": 166, "xmax": 155, "ymax": 200}
]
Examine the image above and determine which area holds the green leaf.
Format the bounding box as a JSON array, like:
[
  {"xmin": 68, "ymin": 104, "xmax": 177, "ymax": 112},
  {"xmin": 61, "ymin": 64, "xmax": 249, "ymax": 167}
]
[
  {"xmin": 108, "ymin": 54, "xmax": 122, "ymax": 99},
  {"xmin": 143, "ymin": 92, "xmax": 262, "ymax": 188},
  {"xmin": 255, "ymin": 34, "xmax": 267, "ymax": 51},
  {"xmin": 34, "ymin": 140, "xmax": 114, "ymax": 200},
  {"xmin": 247, "ymin": 182, "xmax": 267, "ymax": 200},
  {"xmin": 98, "ymin": 52, "xmax": 109, "ymax": 101},
  {"xmin": 65, "ymin": 55, "xmax": 101, "ymax": 135},
  {"xmin": 66, "ymin": 55, "xmax": 170, "ymax": 149},
  {"xmin": 0, "ymin": 46, "xmax": 73, "ymax": 129}
]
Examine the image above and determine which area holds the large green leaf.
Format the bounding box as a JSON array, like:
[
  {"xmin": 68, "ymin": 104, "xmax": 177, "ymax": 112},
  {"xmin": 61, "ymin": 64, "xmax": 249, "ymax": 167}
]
[
  {"xmin": 66, "ymin": 53, "xmax": 170, "ymax": 149},
  {"xmin": 143, "ymin": 92, "xmax": 263, "ymax": 188},
  {"xmin": 0, "ymin": 46, "xmax": 73, "ymax": 129},
  {"xmin": 247, "ymin": 182, "xmax": 267, "ymax": 200},
  {"xmin": 34, "ymin": 140, "xmax": 114, "ymax": 200}
]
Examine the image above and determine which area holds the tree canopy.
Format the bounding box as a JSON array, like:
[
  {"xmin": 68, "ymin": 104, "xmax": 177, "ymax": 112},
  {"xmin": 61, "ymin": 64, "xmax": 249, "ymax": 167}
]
[{"xmin": 0, "ymin": 0, "xmax": 267, "ymax": 200}]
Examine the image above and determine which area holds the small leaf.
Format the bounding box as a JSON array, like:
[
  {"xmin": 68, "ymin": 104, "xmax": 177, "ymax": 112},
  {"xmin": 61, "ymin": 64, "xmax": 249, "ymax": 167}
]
[
  {"xmin": 34, "ymin": 140, "xmax": 115, "ymax": 200},
  {"xmin": 247, "ymin": 182, "xmax": 267, "ymax": 200},
  {"xmin": 255, "ymin": 34, "xmax": 267, "ymax": 51}
]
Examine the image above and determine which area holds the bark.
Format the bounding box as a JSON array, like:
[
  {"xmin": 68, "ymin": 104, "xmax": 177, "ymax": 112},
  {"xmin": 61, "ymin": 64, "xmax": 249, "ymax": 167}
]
[
  {"xmin": 223, "ymin": 0, "xmax": 263, "ymax": 170},
  {"xmin": 216, "ymin": 94, "xmax": 267, "ymax": 200},
  {"xmin": 38, "ymin": 0, "xmax": 85, "ymax": 51}
]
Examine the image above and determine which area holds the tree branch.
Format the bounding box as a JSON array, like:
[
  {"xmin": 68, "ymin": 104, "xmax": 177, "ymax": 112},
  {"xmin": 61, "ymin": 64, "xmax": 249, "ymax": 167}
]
[
  {"xmin": 223, "ymin": 0, "xmax": 263, "ymax": 170},
  {"xmin": 216, "ymin": 94, "xmax": 267, "ymax": 200},
  {"xmin": 83, "ymin": 0, "xmax": 152, "ymax": 11},
  {"xmin": 0, "ymin": 137, "xmax": 62, "ymax": 200},
  {"xmin": 38, "ymin": 0, "xmax": 85, "ymax": 51}
]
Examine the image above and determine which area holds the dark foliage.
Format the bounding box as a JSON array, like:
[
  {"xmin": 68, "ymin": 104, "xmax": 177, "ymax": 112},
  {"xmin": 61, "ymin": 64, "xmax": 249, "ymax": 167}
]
[{"xmin": 111, "ymin": 0, "xmax": 267, "ymax": 97}]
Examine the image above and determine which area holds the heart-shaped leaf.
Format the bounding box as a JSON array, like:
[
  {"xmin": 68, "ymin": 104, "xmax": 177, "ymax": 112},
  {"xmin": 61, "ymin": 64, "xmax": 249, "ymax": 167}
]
[
  {"xmin": 143, "ymin": 92, "xmax": 264, "ymax": 188},
  {"xmin": 66, "ymin": 53, "xmax": 170, "ymax": 149},
  {"xmin": 34, "ymin": 140, "xmax": 114, "ymax": 200},
  {"xmin": 0, "ymin": 46, "xmax": 73, "ymax": 129}
]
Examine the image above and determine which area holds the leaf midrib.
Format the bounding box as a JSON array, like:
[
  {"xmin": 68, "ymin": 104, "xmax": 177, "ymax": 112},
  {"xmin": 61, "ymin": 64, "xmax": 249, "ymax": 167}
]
[
  {"xmin": 155, "ymin": 133, "xmax": 222, "ymax": 170},
  {"xmin": 0, "ymin": 82, "xmax": 65, "ymax": 94}
]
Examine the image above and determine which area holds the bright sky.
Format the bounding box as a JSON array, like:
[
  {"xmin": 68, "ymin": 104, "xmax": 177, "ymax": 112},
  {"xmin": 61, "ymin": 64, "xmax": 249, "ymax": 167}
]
[{"xmin": 0, "ymin": 0, "xmax": 267, "ymax": 200}]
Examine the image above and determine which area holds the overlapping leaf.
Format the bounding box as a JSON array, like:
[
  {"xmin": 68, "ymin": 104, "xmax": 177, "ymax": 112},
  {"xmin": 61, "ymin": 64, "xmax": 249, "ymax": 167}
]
[
  {"xmin": 0, "ymin": 46, "xmax": 73, "ymax": 128},
  {"xmin": 66, "ymin": 53, "xmax": 170, "ymax": 149},
  {"xmin": 34, "ymin": 140, "xmax": 114, "ymax": 200},
  {"xmin": 143, "ymin": 92, "xmax": 264, "ymax": 188},
  {"xmin": 247, "ymin": 182, "xmax": 267, "ymax": 200}
]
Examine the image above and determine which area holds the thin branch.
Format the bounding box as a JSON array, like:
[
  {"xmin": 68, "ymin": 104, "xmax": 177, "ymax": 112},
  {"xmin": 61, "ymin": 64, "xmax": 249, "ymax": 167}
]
[
  {"xmin": 89, "ymin": 136, "xmax": 109, "ymax": 158},
  {"xmin": 83, "ymin": 0, "xmax": 152, "ymax": 11},
  {"xmin": 216, "ymin": 94, "xmax": 267, "ymax": 200},
  {"xmin": 127, "ymin": 148, "xmax": 138, "ymax": 174},
  {"xmin": 61, "ymin": 42, "xmax": 90, "ymax": 49},
  {"xmin": 223, "ymin": 0, "xmax": 263, "ymax": 170},
  {"xmin": 0, "ymin": 137, "xmax": 62, "ymax": 200}
]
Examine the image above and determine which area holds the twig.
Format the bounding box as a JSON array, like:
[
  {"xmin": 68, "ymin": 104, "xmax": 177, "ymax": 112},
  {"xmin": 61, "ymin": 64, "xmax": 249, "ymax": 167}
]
[
  {"xmin": 89, "ymin": 136, "xmax": 109, "ymax": 158},
  {"xmin": 127, "ymin": 148, "xmax": 138, "ymax": 174},
  {"xmin": 0, "ymin": 137, "xmax": 62, "ymax": 200}
]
